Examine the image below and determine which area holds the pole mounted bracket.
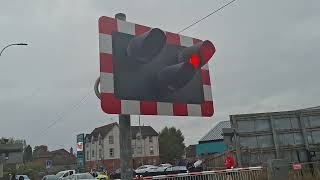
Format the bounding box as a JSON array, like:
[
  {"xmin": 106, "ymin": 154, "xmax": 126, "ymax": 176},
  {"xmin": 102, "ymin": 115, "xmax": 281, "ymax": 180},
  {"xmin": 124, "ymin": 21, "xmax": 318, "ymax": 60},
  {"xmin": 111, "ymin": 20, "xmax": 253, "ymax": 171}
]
[{"xmin": 94, "ymin": 77, "xmax": 101, "ymax": 99}]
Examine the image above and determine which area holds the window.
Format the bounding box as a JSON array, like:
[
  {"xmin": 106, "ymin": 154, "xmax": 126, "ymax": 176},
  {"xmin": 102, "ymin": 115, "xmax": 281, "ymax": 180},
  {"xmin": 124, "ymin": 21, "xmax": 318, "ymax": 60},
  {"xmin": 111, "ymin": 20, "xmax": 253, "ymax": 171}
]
[
  {"xmin": 255, "ymin": 119, "xmax": 271, "ymax": 131},
  {"xmin": 309, "ymin": 116, "xmax": 320, "ymax": 127},
  {"xmin": 294, "ymin": 133, "xmax": 304, "ymax": 145},
  {"xmin": 279, "ymin": 133, "xmax": 294, "ymax": 145},
  {"xmin": 137, "ymin": 147, "xmax": 142, "ymax": 154},
  {"xmin": 92, "ymin": 150, "xmax": 95, "ymax": 157},
  {"xmin": 131, "ymin": 145, "xmax": 135, "ymax": 155},
  {"xmin": 86, "ymin": 143, "xmax": 89, "ymax": 148},
  {"xmin": 240, "ymin": 136, "xmax": 257, "ymax": 148},
  {"xmin": 257, "ymin": 135, "xmax": 273, "ymax": 148},
  {"xmin": 86, "ymin": 151, "xmax": 89, "ymax": 160},
  {"xmin": 150, "ymin": 146, "xmax": 154, "ymax": 155},
  {"xmin": 312, "ymin": 131, "xmax": 320, "ymax": 143},
  {"xmin": 109, "ymin": 148, "xmax": 114, "ymax": 157},
  {"xmin": 109, "ymin": 136, "xmax": 114, "ymax": 144},
  {"xmin": 99, "ymin": 149, "xmax": 102, "ymax": 159},
  {"xmin": 149, "ymin": 137, "xmax": 153, "ymax": 143},
  {"xmin": 137, "ymin": 133, "xmax": 142, "ymax": 140},
  {"xmin": 5, "ymin": 152, "xmax": 9, "ymax": 159},
  {"xmin": 237, "ymin": 121, "xmax": 255, "ymax": 133}
]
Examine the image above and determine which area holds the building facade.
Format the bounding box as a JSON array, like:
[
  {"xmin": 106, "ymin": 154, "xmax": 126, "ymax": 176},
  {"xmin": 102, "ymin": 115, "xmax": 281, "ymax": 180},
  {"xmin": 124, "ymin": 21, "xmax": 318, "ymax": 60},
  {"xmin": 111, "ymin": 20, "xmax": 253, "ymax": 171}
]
[
  {"xmin": 33, "ymin": 145, "xmax": 76, "ymax": 171},
  {"xmin": 0, "ymin": 144, "xmax": 23, "ymax": 167},
  {"xmin": 196, "ymin": 121, "xmax": 230, "ymax": 156},
  {"xmin": 84, "ymin": 123, "xmax": 159, "ymax": 171},
  {"xmin": 0, "ymin": 143, "xmax": 23, "ymax": 178},
  {"xmin": 230, "ymin": 106, "xmax": 320, "ymax": 166}
]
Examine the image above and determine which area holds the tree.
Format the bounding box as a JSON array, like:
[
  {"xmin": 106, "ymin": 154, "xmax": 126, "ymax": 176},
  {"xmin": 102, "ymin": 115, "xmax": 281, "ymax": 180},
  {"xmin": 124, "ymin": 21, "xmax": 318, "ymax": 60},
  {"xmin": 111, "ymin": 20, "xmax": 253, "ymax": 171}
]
[
  {"xmin": 23, "ymin": 145, "xmax": 33, "ymax": 162},
  {"xmin": 16, "ymin": 162, "xmax": 45, "ymax": 179},
  {"xmin": 159, "ymin": 127, "xmax": 186, "ymax": 163}
]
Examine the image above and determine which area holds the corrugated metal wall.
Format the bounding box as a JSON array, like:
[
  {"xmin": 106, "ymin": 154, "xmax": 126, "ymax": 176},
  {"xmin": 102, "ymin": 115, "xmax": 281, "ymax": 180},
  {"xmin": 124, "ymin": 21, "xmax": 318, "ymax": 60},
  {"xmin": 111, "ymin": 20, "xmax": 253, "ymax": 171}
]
[
  {"xmin": 230, "ymin": 108, "xmax": 320, "ymax": 166},
  {"xmin": 196, "ymin": 141, "xmax": 227, "ymax": 156}
]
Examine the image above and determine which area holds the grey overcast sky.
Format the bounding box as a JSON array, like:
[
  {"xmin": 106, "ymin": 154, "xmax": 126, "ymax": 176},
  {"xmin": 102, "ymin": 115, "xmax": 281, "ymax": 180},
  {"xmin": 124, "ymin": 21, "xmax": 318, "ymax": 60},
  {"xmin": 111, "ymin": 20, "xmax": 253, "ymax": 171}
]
[{"xmin": 1, "ymin": 0, "xmax": 319, "ymax": 150}]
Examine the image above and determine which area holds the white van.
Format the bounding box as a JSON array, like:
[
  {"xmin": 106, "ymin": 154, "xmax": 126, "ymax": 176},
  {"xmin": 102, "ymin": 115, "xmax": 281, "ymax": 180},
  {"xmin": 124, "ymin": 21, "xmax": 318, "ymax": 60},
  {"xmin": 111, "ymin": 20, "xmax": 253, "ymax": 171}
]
[{"xmin": 56, "ymin": 170, "xmax": 76, "ymax": 180}]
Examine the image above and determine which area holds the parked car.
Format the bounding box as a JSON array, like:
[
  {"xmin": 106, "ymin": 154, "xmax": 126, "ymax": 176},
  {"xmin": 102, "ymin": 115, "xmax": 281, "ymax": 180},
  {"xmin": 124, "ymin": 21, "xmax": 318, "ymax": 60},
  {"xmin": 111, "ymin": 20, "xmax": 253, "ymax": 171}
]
[
  {"xmin": 187, "ymin": 160, "xmax": 203, "ymax": 172},
  {"xmin": 109, "ymin": 168, "xmax": 136, "ymax": 179},
  {"xmin": 16, "ymin": 175, "xmax": 31, "ymax": 180},
  {"xmin": 135, "ymin": 165, "xmax": 158, "ymax": 174},
  {"xmin": 163, "ymin": 166, "xmax": 187, "ymax": 175},
  {"xmin": 69, "ymin": 173, "xmax": 96, "ymax": 180},
  {"xmin": 42, "ymin": 175, "xmax": 58, "ymax": 180},
  {"xmin": 157, "ymin": 163, "xmax": 172, "ymax": 172},
  {"xmin": 56, "ymin": 170, "xmax": 76, "ymax": 180}
]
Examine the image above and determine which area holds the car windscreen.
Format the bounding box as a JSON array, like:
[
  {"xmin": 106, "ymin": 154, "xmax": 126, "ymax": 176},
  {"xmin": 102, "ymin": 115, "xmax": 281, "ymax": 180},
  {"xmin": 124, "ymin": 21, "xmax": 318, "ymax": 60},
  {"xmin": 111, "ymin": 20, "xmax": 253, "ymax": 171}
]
[{"xmin": 56, "ymin": 172, "xmax": 64, "ymax": 177}]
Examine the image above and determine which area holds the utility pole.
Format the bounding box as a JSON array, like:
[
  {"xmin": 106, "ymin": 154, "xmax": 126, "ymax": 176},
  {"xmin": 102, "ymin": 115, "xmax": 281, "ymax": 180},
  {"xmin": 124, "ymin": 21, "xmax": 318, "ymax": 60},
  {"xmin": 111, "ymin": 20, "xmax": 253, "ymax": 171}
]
[{"xmin": 117, "ymin": 13, "xmax": 133, "ymax": 180}]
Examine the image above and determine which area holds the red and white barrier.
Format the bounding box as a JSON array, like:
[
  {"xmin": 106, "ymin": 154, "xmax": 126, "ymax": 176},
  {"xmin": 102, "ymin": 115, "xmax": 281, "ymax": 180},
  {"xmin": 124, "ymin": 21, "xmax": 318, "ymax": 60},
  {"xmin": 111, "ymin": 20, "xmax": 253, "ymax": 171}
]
[{"xmin": 133, "ymin": 166, "xmax": 264, "ymax": 180}]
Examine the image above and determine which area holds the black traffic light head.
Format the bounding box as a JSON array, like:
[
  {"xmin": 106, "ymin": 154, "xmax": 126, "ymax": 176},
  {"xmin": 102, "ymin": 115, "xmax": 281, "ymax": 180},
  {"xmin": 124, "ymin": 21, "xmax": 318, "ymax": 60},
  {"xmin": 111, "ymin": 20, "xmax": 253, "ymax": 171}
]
[
  {"xmin": 98, "ymin": 16, "xmax": 215, "ymax": 116},
  {"xmin": 127, "ymin": 28, "xmax": 166, "ymax": 63},
  {"xmin": 179, "ymin": 40, "xmax": 215, "ymax": 68}
]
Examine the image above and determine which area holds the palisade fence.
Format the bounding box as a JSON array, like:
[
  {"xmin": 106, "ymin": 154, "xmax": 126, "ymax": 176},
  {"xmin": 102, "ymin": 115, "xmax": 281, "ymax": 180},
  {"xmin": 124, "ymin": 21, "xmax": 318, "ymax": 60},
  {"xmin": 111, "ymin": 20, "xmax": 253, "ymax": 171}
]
[
  {"xmin": 134, "ymin": 167, "xmax": 266, "ymax": 180},
  {"xmin": 131, "ymin": 161, "xmax": 320, "ymax": 180},
  {"xmin": 290, "ymin": 161, "xmax": 320, "ymax": 180}
]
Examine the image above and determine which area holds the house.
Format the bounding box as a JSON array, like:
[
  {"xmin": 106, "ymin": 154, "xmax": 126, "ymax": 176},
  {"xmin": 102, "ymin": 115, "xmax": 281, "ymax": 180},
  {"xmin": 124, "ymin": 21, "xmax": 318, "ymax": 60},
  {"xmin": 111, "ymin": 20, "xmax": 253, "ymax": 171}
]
[
  {"xmin": 84, "ymin": 122, "xmax": 159, "ymax": 171},
  {"xmin": 33, "ymin": 145, "xmax": 76, "ymax": 170},
  {"xmin": 0, "ymin": 143, "xmax": 23, "ymax": 176},
  {"xmin": 185, "ymin": 145, "xmax": 197, "ymax": 161},
  {"xmin": 196, "ymin": 121, "xmax": 230, "ymax": 156},
  {"xmin": 230, "ymin": 106, "xmax": 320, "ymax": 166}
]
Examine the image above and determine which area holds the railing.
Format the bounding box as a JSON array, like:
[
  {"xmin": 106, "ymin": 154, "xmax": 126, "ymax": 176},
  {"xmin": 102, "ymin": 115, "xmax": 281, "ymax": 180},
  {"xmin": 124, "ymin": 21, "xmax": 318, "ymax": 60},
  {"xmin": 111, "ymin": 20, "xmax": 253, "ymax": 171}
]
[
  {"xmin": 135, "ymin": 167, "xmax": 265, "ymax": 180},
  {"xmin": 289, "ymin": 162, "xmax": 320, "ymax": 180}
]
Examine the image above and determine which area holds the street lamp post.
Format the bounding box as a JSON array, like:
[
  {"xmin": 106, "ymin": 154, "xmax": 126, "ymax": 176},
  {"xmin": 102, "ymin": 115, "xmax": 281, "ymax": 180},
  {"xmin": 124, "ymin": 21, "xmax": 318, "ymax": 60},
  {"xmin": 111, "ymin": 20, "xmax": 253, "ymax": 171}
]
[{"xmin": 0, "ymin": 43, "xmax": 28, "ymax": 56}]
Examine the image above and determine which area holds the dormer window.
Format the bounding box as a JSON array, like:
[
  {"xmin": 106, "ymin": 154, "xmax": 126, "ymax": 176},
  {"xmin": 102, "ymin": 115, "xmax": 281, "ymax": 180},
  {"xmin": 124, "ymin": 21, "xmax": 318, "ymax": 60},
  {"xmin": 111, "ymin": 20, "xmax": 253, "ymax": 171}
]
[
  {"xmin": 136, "ymin": 133, "xmax": 142, "ymax": 140},
  {"xmin": 98, "ymin": 134, "xmax": 102, "ymax": 145}
]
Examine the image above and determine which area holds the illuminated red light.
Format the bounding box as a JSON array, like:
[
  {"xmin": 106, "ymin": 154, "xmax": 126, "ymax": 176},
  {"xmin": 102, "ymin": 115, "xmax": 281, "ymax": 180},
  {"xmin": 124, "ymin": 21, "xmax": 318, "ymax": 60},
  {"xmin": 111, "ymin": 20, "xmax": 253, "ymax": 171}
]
[
  {"xmin": 188, "ymin": 54, "xmax": 200, "ymax": 69},
  {"xmin": 200, "ymin": 41, "xmax": 215, "ymax": 65}
]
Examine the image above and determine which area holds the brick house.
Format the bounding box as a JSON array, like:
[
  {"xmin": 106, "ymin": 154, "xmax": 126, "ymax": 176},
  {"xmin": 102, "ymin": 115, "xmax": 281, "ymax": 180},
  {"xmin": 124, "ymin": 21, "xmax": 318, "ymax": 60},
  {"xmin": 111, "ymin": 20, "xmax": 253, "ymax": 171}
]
[
  {"xmin": 85, "ymin": 123, "xmax": 159, "ymax": 171},
  {"xmin": 33, "ymin": 146, "xmax": 76, "ymax": 168}
]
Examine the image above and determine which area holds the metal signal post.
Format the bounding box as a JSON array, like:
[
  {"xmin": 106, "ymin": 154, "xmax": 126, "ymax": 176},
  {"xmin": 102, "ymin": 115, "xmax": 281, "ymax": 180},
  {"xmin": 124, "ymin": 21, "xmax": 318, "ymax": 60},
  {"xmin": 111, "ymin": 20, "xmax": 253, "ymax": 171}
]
[{"xmin": 115, "ymin": 13, "xmax": 134, "ymax": 180}]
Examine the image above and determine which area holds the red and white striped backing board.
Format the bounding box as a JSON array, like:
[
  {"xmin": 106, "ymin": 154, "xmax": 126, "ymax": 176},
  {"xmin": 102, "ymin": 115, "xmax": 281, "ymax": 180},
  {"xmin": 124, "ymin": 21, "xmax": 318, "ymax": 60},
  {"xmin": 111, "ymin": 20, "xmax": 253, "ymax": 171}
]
[{"xmin": 98, "ymin": 16, "xmax": 214, "ymax": 117}]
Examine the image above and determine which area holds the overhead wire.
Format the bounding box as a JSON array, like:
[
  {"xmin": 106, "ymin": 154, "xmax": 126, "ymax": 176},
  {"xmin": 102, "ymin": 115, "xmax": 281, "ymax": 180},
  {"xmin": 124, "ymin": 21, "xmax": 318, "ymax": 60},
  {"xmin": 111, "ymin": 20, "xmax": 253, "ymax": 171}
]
[
  {"xmin": 178, "ymin": 0, "xmax": 238, "ymax": 33},
  {"xmin": 35, "ymin": 89, "xmax": 93, "ymax": 137}
]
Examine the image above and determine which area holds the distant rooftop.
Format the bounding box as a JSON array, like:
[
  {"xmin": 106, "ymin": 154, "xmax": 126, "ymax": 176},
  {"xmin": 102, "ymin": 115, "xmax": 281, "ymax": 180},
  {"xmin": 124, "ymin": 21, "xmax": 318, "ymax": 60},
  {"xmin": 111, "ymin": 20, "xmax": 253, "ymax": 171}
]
[
  {"xmin": 199, "ymin": 121, "xmax": 230, "ymax": 143},
  {"xmin": 85, "ymin": 122, "xmax": 158, "ymax": 141}
]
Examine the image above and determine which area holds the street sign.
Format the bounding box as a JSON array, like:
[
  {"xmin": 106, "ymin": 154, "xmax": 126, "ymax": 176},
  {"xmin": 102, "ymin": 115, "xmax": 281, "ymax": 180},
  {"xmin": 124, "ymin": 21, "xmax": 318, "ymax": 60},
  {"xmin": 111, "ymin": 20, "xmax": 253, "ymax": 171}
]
[
  {"xmin": 46, "ymin": 160, "xmax": 52, "ymax": 169},
  {"xmin": 292, "ymin": 163, "xmax": 302, "ymax": 170},
  {"xmin": 98, "ymin": 16, "xmax": 215, "ymax": 117},
  {"xmin": 76, "ymin": 142, "xmax": 83, "ymax": 152},
  {"xmin": 76, "ymin": 134, "xmax": 85, "ymax": 168}
]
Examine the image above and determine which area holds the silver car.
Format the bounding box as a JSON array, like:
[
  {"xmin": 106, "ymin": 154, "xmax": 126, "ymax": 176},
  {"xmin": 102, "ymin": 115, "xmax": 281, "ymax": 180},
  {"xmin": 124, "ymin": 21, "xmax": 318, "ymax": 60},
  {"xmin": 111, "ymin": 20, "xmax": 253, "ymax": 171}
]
[
  {"xmin": 135, "ymin": 165, "xmax": 158, "ymax": 174},
  {"xmin": 69, "ymin": 173, "xmax": 96, "ymax": 180}
]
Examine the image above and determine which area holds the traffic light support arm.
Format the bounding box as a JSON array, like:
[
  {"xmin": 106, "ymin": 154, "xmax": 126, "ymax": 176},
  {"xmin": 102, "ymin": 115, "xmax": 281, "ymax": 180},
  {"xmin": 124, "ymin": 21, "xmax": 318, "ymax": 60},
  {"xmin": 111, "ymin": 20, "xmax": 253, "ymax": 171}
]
[
  {"xmin": 0, "ymin": 43, "xmax": 28, "ymax": 56},
  {"xmin": 94, "ymin": 77, "xmax": 101, "ymax": 99}
]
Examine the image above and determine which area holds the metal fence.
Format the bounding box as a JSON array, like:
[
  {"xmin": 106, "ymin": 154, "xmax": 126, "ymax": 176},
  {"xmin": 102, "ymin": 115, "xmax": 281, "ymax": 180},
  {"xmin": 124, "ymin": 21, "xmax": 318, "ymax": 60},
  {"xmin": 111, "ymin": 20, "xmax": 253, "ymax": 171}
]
[
  {"xmin": 135, "ymin": 167, "xmax": 266, "ymax": 180},
  {"xmin": 289, "ymin": 162, "xmax": 320, "ymax": 180},
  {"xmin": 132, "ymin": 161, "xmax": 320, "ymax": 180}
]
